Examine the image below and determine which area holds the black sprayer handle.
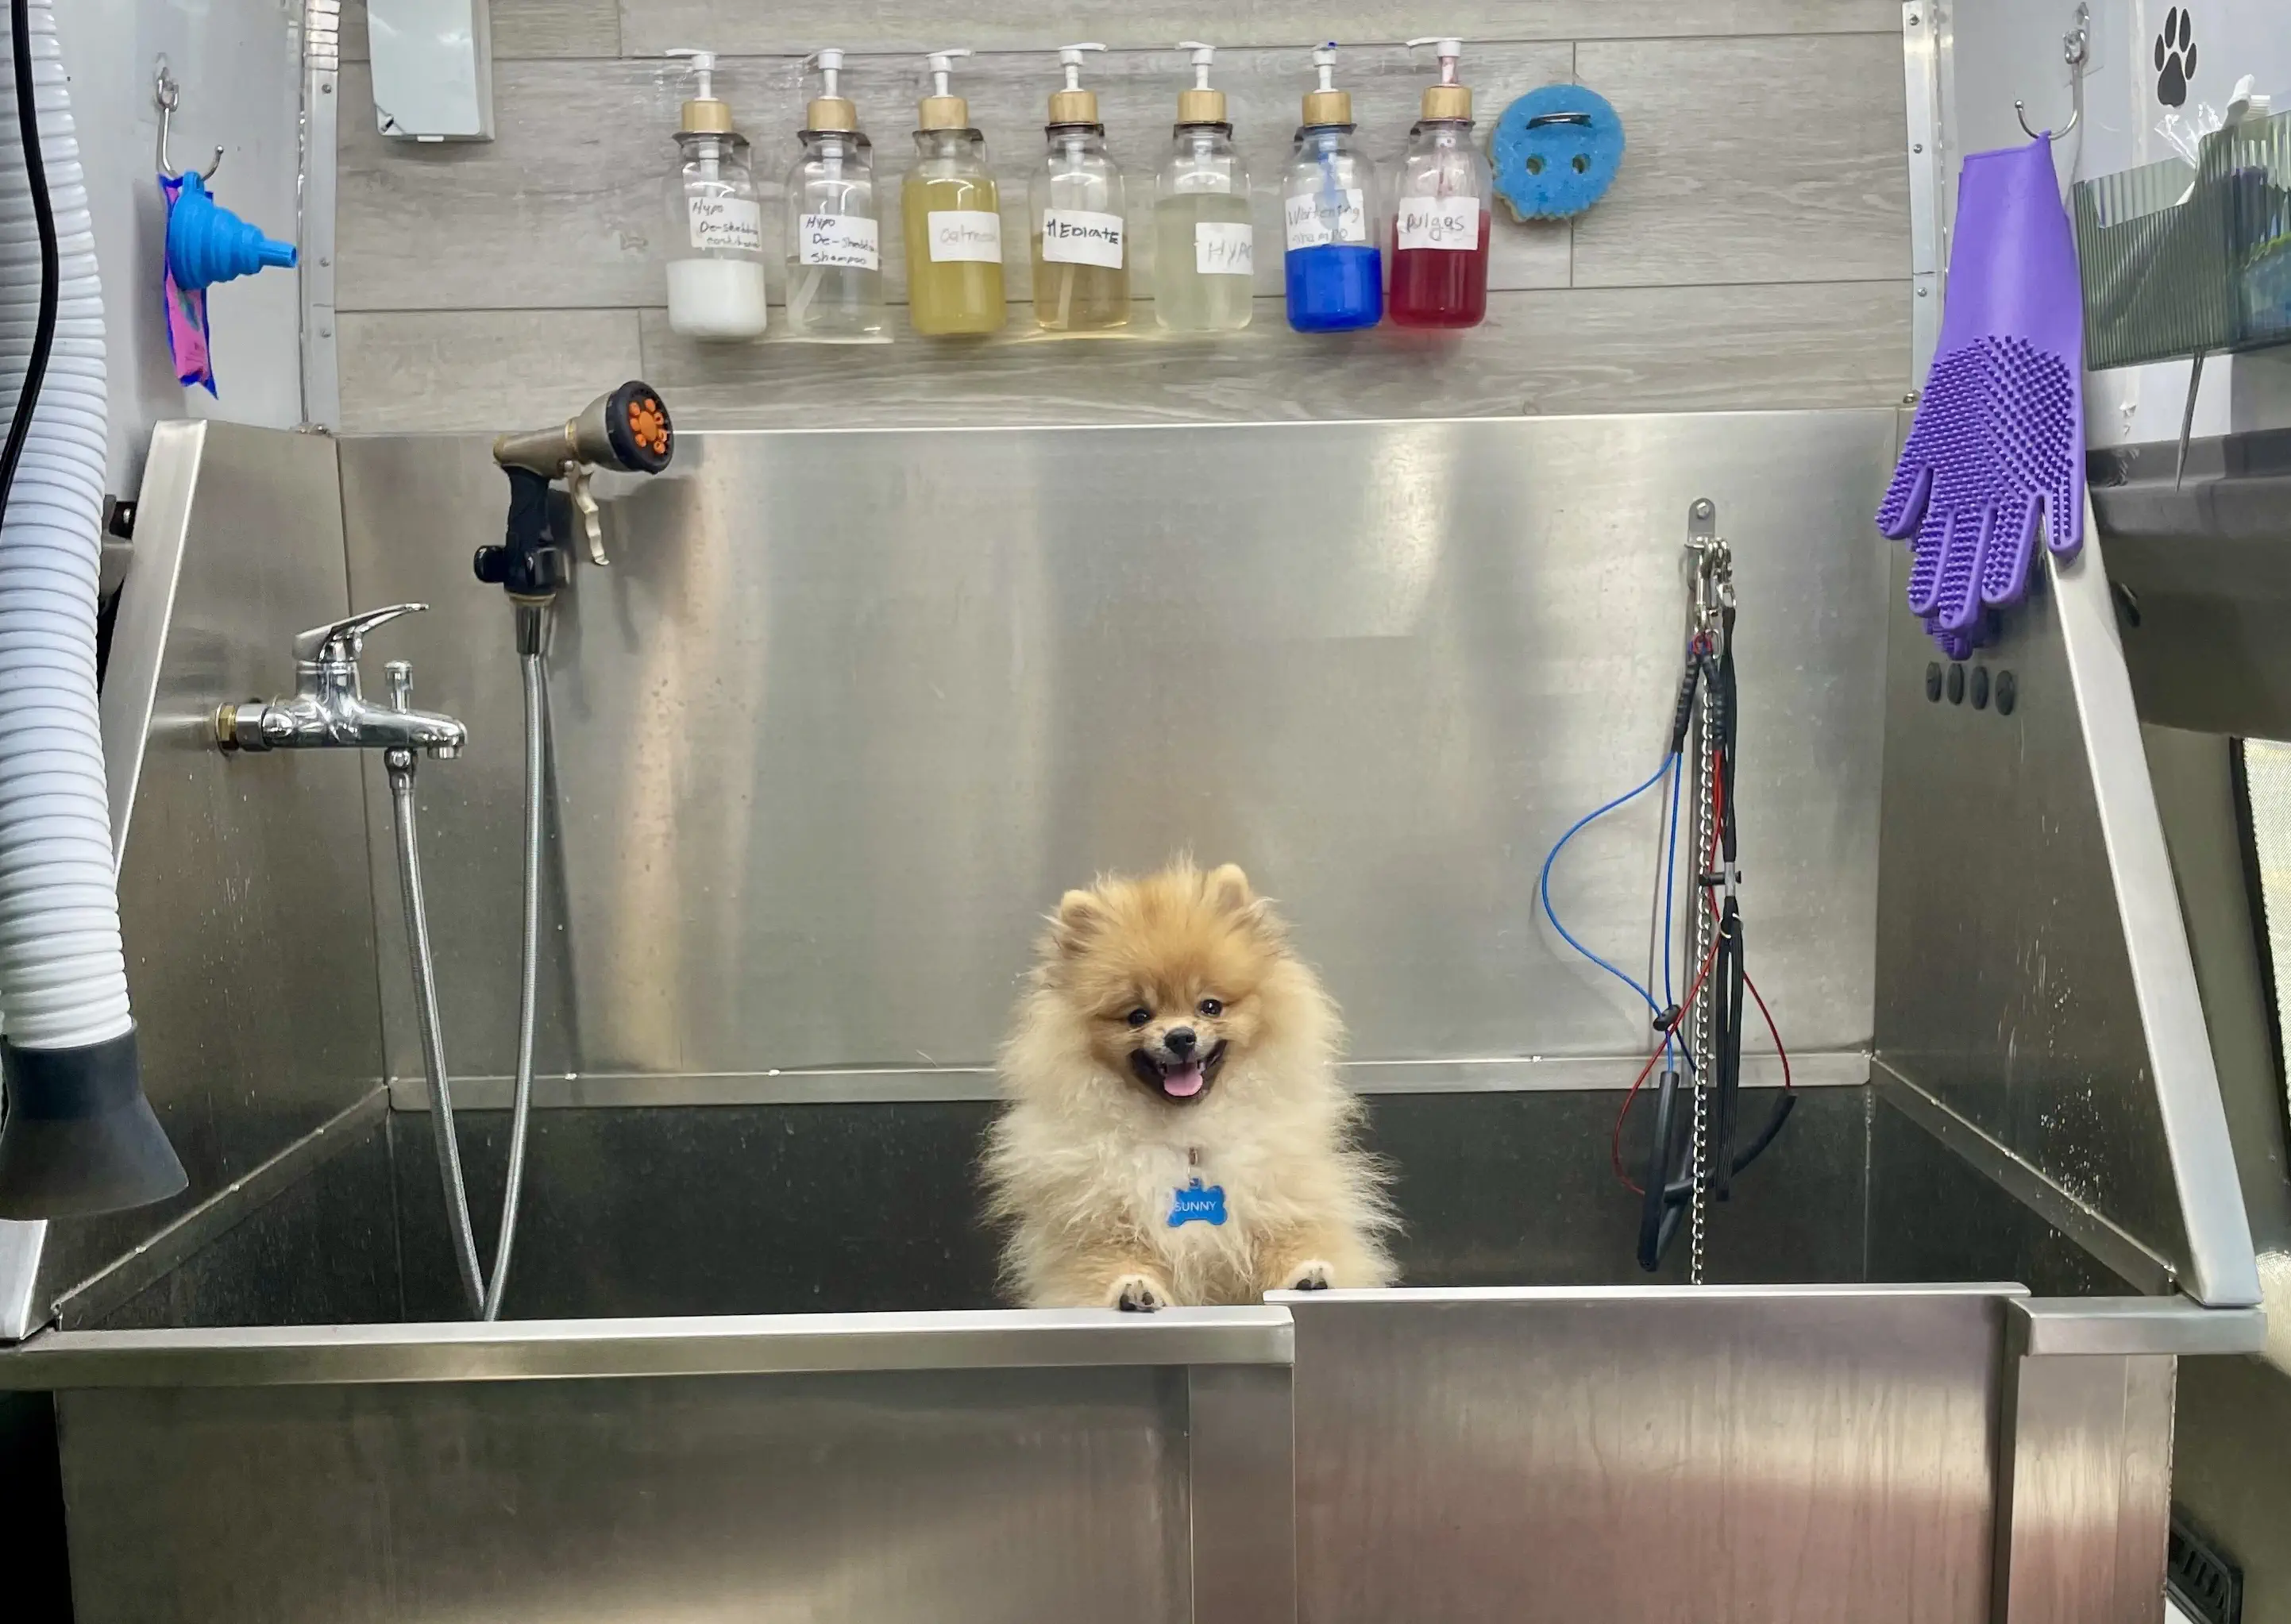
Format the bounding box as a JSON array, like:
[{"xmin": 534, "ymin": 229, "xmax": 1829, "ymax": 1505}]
[{"xmin": 473, "ymin": 465, "xmax": 570, "ymax": 599}]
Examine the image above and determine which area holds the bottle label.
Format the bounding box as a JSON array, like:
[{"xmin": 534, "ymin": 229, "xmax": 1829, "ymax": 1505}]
[
  {"xmin": 688, "ymin": 195, "xmax": 763, "ymax": 255},
  {"xmin": 1396, "ymin": 196, "xmax": 1482, "ymax": 252},
  {"xmin": 1284, "ymin": 189, "xmax": 1367, "ymax": 251},
  {"xmin": 798, "ymin": 213, "xmax": 881, "ymax": 270},
  {"xmin": 1194, "ymin": 221, "xmax": 1255, "ymax": 276},
  {"xmin": 1041, "ymin": 208, "xmax": 1125, "ymax": 269},
  {"xmin": 927, "ymin": 209, "xmax": 1003, "ymax": 264}
]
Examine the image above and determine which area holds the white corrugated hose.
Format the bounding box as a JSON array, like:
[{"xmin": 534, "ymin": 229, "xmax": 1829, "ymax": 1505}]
[{"xmin": 0, "ymin": 0, "xmax": 133, "ymax": 1051}]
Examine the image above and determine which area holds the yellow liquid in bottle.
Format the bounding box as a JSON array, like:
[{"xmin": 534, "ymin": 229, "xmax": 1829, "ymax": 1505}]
[
  {"xmin": 904, "ymin": 173, "xmax": 1005, "ymax": 337},
  {"xmin": 1031, "ymin": 244, "xmax": 1129, "ymax": 332}
]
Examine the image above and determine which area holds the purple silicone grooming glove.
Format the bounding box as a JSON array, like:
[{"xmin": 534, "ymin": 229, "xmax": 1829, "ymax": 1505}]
[{"xmin": 1879, "ymin": 135, "xmax": 2084, "ymax": 652}]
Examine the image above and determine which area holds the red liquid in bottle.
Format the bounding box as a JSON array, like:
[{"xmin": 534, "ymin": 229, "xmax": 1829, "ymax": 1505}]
[{"xmin": 1388, "ymin": 210, "xmax": 1491, "ymax": 329}]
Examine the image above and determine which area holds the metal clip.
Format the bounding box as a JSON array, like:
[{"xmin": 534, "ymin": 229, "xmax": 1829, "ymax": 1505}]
[
  {"xmin": 155, "ymin": 59, "xmax": 225, "ymax": 182},
  {"xmin": 1685, "ymin": 499, "xmax": 1732, "ymax": 638}
]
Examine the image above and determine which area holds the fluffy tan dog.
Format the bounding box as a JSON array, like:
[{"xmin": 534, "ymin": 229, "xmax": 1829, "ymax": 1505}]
[{"xmin": 983, "ymin": 859, "xmax": 1395, "ymax": 1310}]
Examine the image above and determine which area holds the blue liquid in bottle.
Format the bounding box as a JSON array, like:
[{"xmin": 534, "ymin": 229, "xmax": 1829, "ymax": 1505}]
[
  {"xmin": 1286, "ymin": 244, "xmax": 1381, "ymax": 331},
  {"xmin": 1281, "ymin": 59, "xmax": 1381, "ymax": 336}
]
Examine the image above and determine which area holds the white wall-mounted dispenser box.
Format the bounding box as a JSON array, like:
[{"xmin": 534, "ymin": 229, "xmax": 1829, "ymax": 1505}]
[{"xmin": 368, "ymin": 0, "xmax": 495, "ymax": 141}]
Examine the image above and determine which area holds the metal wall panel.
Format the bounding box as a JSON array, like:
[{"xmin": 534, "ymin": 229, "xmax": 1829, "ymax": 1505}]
[
  {"xmin": 1992, "ymin": 1352, "xmax": 2177, "ymax": 1624},
  {"xmin": 58, "ymin": 1366, "xmax": 1200, "ymax": 1624},
  {"xmin": 1873, "ymin": 519, "xmax": 2258, "ymax": 1306},
  {"xmin": 19, "ymin": 423, "xmax": 388, "ymax": 1323},
  {"xmin": 1285, "ymin": 1285, "xmax": 2012, "ymax": 1624},
  {"xmin": 338, "ymin": 413, "xmax": 1895, "ymax": 1096}
]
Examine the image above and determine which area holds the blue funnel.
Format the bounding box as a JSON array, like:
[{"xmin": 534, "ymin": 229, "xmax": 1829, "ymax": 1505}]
[{"xmin": 165, "ymin": 172, "xmax": 296, "ymax": 292}]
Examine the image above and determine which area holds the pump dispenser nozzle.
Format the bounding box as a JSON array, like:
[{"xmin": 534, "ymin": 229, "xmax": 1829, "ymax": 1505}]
[
  {"xmin": 803, "ymin": 48, "xmax": 858, "ymax": 133},
  {"xmin": 919, "ymin": 47, "xmax": 973, "ymax": 130},
  {"xmin": 1049, "ymin": 41, "xmax": 1107, "ymax": 126},
  {"xmin": 1406, "ymin": 37, "xmax": 1471, "ymax": 121},
  {"xmin": 667, "ymin": 48, "xmax": 733, "ymax": 134},
  {"xmin": 1302, "ymin": 41, "xmax": 1352, "ymax": 127},
  {"xmin": 1176, "ymin": 41, "xmax": 1226, "ymax": 125}
]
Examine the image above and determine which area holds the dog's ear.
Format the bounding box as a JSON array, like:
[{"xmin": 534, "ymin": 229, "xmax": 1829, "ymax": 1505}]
[
  {"xmin": 1051, "ymin": 888, "xmax": 1108, "ymax": 956},
  {"xmin": 1205, "ymin": 864, "xmax": 1255, "ymax": 915}
]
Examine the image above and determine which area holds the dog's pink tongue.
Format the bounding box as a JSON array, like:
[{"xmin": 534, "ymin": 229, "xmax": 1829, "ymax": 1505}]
[{"xmin": 1163, "ymin": 1064, "xmax": 1205, "ymax": 1097}]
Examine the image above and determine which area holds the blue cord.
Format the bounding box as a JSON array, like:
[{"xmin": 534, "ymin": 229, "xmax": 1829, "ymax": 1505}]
[{"xmin": 1539, "ymin": 756, "xmax": 1676, "ymax": 1032}]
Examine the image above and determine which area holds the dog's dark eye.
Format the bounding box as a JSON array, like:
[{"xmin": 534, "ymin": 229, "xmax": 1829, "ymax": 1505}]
[
  {"xmin": 1198, "ymin": 997, "xmax": 1224, "ymax": 1018},
  {"xmin": 1125, "ymin": 1007, "xmax": 1151, "ymax": 1028}
]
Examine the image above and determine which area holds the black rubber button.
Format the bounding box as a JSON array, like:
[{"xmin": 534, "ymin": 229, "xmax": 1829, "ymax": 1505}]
[
  {"xmin": 1971, "ymin": 666, "xmax": 1990, "ymax": 710},
  {"xmin": 1946, "ymin": 662, "xmax": 1965, "ymax": 704},
  {"xmin": 1996, "ymin": 670, "xmax": 2017, "ymax": 716},
  {"xmin": 1925, "ymin": 662, "xmax": 1942, "ymax": 702}
]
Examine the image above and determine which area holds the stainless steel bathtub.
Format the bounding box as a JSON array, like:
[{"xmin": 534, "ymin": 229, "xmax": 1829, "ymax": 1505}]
[{"xmin": 0, "ymin": 412, "xmax": 2265, "ymax": 1622}]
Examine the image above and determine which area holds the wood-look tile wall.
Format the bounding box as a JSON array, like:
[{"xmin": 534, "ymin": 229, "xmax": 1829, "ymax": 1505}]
[{"xmin": 334, "ymin": 1, "xmax": 1911, "ymax": 432}]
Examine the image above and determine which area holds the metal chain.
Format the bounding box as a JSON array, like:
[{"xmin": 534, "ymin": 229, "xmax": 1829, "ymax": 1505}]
[
  {"xmin": 1682, "ymin": 499, "xmax": 1727, "ymax": 1287},
  {"xmin": 1687, "ymin": 685, "xmax": 1715, "ymax": 1286}
]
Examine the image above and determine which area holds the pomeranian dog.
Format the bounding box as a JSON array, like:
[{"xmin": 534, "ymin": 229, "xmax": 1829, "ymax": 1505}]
[{"xmin": 984, "ymin": 859, "xmax": 1395, "ymax": 1310}]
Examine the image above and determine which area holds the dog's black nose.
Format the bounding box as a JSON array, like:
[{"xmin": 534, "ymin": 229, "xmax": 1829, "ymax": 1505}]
[{"xmin": 1164, "ymin": 1028, "xmax": 1198, "ymax": 1058}]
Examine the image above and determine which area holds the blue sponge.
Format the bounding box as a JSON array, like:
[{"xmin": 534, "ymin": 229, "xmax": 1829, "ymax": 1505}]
[{"xmin": 1490, "ymin": 85, "xmax": 1624, "ymax": 222}]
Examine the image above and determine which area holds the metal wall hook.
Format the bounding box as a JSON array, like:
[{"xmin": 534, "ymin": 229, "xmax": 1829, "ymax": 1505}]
[
  {"xmin": 155, "ymin": 59, "xmax": 223, "ymax": 182},
  {"xmin": 2015, "ymin": 2, "xmax": 2090, "ymax": 140}
]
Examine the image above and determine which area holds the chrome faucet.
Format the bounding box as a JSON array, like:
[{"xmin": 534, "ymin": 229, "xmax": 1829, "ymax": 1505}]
[{"xmin": 215, "ymin": 603, "xmax": 467, "ymax": 758}]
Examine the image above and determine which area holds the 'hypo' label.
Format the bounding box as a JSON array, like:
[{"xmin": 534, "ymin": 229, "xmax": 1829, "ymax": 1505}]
[
  {"xmin": 1194, "ymin": 221, "xmax": 1254, "ymax": 276},
  {"xmin": 688, "ymin": 195, "xmax": 763, "ymax": 254},
  {"xmin": 797, "ymin": 213, "xmax": 881, "ymax": 270}
]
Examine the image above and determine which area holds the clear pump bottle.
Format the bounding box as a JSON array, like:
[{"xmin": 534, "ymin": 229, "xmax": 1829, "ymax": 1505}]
[
  {"xmin": 784, "ymin": 49, "xmax": 885, "ymax": 340},
  {"xmin": 1155, "ymin": 42, "xmax": 1252, "ymax": 333},
  {"xmin": 1282, "ymin": 44, "xmax": 1380, "ymax": 333},
  {"xmin": 1031, "ymin": 43, "xmax": 1128, "ymax": 332},
  {"xmin": 903, "ymin": 48, "xmax": 1005, "ymax": 337},
  {"xmin": 1389, "ymin": 37, "xmax": 1492, "ymax": 330},
  {"xmin": 663, "ymin": 48, "xmax": 768, "ymax": 341}
]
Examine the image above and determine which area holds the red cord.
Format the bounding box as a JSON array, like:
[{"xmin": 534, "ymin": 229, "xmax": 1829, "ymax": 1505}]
[
  {"xmin": 1699, "ymin": 743, "xmax": 1792, "ymax": 1090},
  {"xmin": 1612, "ymin": 739, "xmax": 1794, "ymax": 1194},
  {"xmin": 1610, "ymin": 932, "xmax": 1722, "ymax": 1194}
]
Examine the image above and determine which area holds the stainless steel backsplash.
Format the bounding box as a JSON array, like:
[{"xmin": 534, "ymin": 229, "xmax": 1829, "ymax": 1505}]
[{"xmin": 339, "ymin": 413, "xmax": 1896, "ymax": 1093}]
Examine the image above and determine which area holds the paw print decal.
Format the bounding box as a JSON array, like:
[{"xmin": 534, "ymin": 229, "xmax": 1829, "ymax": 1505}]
[{"xmin": 2155, "ymin": 6, "xmax": 2197, "ymax": 108}]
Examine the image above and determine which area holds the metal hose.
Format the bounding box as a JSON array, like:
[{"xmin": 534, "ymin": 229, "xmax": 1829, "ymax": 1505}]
[
  {"xmin": 480, "ymin": 650, "xmax": 547, "ymax": 1321},
  {"xmin": 388, "ymin": 751, "xmax": 485, "ymax": 1314}
]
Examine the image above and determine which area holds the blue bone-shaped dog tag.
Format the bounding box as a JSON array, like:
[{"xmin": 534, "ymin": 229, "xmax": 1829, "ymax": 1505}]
[{"xmin": 1168, "ymin": 1177, "xmax": 1228, "ymax": 1228}]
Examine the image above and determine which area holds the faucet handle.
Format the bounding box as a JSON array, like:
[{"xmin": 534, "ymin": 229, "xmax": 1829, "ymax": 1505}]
[{"xmin": 293, "ymin": 603, "xmax": 428, "ymax": 665}]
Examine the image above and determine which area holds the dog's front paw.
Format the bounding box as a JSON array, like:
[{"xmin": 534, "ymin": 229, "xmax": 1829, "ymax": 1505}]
[
  {"xmin": 1109, "ymin": 1273, "xmax": 1170, "ymax": 1313},
  {"xmin": 1283, "ymin": 1259, "xmax": 1335, "ymax": 1292}
]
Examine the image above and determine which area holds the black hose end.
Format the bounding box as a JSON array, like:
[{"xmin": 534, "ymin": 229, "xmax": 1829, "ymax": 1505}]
[{"xmin": 0, "ymin": 1028, "xmax": 187, "ymax": 1218}]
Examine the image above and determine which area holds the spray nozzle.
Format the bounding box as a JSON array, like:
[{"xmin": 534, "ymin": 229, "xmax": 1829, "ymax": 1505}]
[
  {"xmin": 666, "ymin": 48, "xmax": 717, "ymax": 100},
  {"xmin": 1056, "ymin": 41, "xmax": 1107, "ymax": 89},
  {"xmin": 1179, "ymin": 41, "xmax": 1217, "ymax": 87},
  {"xmin": 1312, "ymin": 43, "xmax": 1339, "ymax": 91},
  {"xmin": 804, "ymin": 48, "xmax": 844, "ymax": 98},
  {"xmin": 1407, "ymin": 37, "xmax": 1465, "ymax": 83},
  {"xmin": 923, "ymin": 47, "xmax": 970, "ymax": 97}
]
